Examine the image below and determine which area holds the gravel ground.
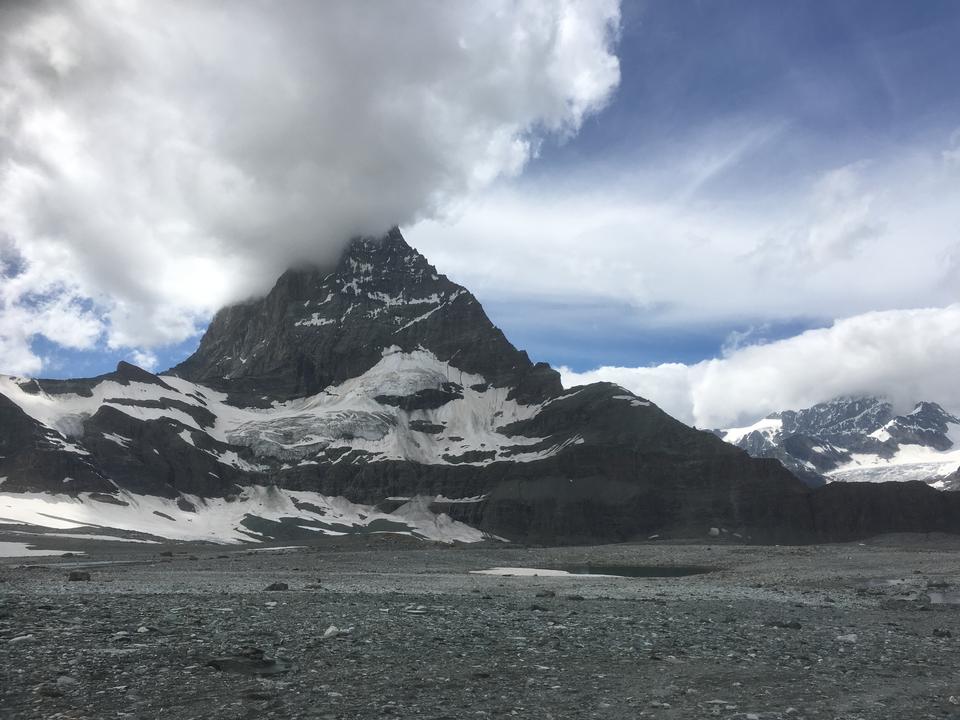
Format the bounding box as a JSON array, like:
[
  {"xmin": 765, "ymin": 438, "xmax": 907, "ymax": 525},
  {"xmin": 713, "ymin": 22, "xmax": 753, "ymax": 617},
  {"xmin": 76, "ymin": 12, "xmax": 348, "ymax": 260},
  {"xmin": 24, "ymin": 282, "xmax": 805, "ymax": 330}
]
[{"xmin": 3, "ymin": 535, "xmax": 960, "ymax": 719}]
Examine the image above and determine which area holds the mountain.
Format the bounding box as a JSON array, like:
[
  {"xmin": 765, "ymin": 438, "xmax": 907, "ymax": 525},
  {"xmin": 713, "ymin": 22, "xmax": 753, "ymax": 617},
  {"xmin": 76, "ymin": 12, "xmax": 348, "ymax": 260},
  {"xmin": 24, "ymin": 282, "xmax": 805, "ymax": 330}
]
[
  {"xmin": 720, "ymin": 397, "xmax": 960, "ymax": 490},
  {"xmin": 3, "ymin": 229, "xmax": 960, "ymax": 545}
]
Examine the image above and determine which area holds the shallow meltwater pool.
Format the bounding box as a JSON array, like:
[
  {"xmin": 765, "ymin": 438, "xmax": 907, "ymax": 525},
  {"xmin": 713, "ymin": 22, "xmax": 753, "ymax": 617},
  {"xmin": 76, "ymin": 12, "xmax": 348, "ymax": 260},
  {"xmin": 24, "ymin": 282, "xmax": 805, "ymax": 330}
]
[{"xmin": 470, "ymin": 565, "xmax": 712, "ymax": 578}]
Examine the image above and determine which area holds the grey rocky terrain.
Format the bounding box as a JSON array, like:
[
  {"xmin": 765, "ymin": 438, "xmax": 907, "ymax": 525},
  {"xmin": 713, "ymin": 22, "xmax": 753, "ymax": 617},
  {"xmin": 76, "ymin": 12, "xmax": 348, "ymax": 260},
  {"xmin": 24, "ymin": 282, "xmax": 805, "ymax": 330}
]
[{"xmin": 4, "ymin": 537, "xmax": 960, "ymax": 719}]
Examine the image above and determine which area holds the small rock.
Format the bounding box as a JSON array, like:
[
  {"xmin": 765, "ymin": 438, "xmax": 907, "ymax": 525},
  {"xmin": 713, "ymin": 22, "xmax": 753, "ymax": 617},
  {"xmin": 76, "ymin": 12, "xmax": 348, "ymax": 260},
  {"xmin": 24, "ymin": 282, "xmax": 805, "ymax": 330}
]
[
  {"xmin": 68, "ymin": 570, "xmax": 91, "ymax": 582},
  {"xmin": 136, "ymin": 625, "xmax": 151, "ymax": 634},
  {"xmin": 9, "ymin": 634, "xmax": 34, "ymax": 644},
  {"xmin": 245, "ymin": 689, "xmax": 275, "ymax": 700},
  {"xmin": 765, "ymin": 619, "xmax": 802, "ymax": 630},
  {"xmin": 36, "ymin": 683, "xmax": 63, "ymax": 697},
  {"xmin": 836, "ymin": 633, "xmax": 858, "ymax": 643},
  {"xmin": 322, "ymin": 625, "xmax": 353, "ymax": 639},
  {"xmin": 934, "ymin": 628, "xmax": 952, "ymax": 638},
  {"xmin": 264, "ymin": 582, "xmax": 289, "ymax": 591},
  {"xmin": 206, "ymin": 647, "xmax": 296, "ymax": 676},
  {"xmin": 56, "ymin": 676, "xmax": 78, "ymax": 690},
  {"xmin": 535, "ymin": 590, "xmax": 556, "ymax": 598},
  {"xmin": 708, "ymin": 527, "xmax": 721, "ymax": 537}
]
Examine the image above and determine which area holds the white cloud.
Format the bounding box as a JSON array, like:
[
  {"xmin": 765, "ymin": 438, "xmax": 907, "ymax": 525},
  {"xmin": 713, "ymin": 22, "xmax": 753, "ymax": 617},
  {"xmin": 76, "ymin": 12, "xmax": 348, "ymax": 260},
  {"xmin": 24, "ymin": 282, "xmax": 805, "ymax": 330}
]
[
  {"xmin": 128, "ymin": 349, "xmax": 157, "ymax": 372},
  {"xmin": 0, "ymin": 0, "xmax": 621, "ymax": 374},
  {"xmin": 561, "ymin": 305, "xmax": 960, "ymax": 429},
  {"xmin": 408, "ymin": 143, "xmax": 960, "ymax": 330}
]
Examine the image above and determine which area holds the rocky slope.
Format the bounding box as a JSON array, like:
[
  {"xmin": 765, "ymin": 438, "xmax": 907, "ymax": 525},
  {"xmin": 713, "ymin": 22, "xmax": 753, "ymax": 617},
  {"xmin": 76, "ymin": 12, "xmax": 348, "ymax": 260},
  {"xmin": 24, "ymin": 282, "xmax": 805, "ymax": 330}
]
[
  {"xmin": 720, "ymin": 397, "xmax": 960, "ymax": 490},
  {"xmin": 3, "ymin": 230, "xmax": 960, "ymax": 544}
]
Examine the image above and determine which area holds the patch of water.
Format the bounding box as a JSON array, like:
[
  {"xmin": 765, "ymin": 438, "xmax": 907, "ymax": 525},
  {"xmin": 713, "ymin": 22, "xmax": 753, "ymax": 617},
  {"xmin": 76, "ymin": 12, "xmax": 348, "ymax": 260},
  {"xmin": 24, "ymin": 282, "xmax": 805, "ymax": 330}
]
[{"xmin": 558, "ymin": 564, "xmax": 712, "ymax": 578}]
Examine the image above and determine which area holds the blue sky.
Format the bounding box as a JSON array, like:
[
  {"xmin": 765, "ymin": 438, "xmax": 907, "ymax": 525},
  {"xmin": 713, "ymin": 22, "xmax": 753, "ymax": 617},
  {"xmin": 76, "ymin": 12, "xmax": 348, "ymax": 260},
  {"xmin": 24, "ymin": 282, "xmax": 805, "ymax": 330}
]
[
  {"xmin": 4, "ymin": 1, "xmax": 960, "ymax": 426},
  {"xmin": 410, "ymin": 0, "xmax": 960, "ymax": 374}
]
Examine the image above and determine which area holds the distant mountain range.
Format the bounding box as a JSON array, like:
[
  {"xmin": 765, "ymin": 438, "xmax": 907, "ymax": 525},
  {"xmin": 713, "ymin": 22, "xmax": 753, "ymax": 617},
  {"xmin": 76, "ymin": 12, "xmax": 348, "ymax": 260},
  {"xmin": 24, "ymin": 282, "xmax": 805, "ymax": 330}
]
[
  {"xmin": 719, "ymin": 397, "xmax": 960, "ymax": 490},
  {"xmin": 3, "ymin": 229, "xmax": 960, "ymax": 546}
]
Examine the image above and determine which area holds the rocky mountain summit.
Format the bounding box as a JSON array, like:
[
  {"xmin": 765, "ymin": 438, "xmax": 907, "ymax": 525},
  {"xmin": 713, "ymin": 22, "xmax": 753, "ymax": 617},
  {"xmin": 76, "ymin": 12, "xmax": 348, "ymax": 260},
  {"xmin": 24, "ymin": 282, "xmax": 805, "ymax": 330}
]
[
  {"xmin": 3, "ymin": 230, "xmax": 960, "ymax": 544},
  {"xmin": 173, "ymin": 228, "xmax": 557, "ymax": 405},
  {"xmin": 720, "ymin": 397, "xmax": 960, "ymax": 489}
]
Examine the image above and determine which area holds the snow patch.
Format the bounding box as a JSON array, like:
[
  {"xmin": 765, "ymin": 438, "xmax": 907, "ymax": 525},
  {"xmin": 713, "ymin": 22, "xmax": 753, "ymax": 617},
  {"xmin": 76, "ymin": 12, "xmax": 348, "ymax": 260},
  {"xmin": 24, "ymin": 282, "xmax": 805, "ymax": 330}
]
[
  {"xmin": 102, "ymin": 433, "xmax": 132, "ymax": 448},
  {"xmin": 612, "ymin": 394, "xmax": 651, "ymax": 407},
  {"xmin": 723, "ymin": 417, "xmax": 783, "ymax": 444},
  {"xmin": 0, "ymin": 487, "xmax": 497, "ymax": 545},
  {"xmin": 295, "ymin": 315, "xmax": 336, "ymax": 327}
]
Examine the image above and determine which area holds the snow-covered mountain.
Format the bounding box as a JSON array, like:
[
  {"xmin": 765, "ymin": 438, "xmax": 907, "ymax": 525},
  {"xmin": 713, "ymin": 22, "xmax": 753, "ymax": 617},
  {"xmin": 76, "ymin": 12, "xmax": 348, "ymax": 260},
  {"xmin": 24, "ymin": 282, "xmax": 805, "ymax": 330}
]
[
  {"xmin": 720, "ymin": 397, "xmax": 960, "ymax": 490},
  {"xmin": 3, "ymin": 229, "xmax": 960, "ymax": 546}
]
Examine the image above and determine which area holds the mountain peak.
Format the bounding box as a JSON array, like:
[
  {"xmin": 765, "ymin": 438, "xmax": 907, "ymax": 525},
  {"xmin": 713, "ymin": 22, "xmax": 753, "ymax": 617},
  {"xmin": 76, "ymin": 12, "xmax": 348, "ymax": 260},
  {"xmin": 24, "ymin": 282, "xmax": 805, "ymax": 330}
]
[
  {"xmin": 172, "ymin": 228, "xmax": 561, "ymax": 402},
  {"xmin": 723, "ymin": 394, "xmax": 960, "ymax": 489}
]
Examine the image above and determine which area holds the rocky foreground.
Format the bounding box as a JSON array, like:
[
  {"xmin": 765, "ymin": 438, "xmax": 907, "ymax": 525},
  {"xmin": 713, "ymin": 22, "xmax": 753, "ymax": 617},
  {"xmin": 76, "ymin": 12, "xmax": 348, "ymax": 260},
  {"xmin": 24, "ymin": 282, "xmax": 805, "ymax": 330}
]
[{"xmin": 3, "ymin": 537, "xmax": 960, "ymax": 719}]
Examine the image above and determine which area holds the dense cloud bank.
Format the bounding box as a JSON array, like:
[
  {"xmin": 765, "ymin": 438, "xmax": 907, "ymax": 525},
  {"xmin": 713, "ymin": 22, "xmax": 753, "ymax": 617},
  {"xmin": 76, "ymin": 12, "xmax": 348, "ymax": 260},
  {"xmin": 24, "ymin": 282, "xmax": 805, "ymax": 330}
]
[
  {"xmin": 561, "ymin": 305, "xmax": 960, "ymax": 429},
  {"xmin": 0, "ymin": 0, "xmax": 621, "ymax": 373}
]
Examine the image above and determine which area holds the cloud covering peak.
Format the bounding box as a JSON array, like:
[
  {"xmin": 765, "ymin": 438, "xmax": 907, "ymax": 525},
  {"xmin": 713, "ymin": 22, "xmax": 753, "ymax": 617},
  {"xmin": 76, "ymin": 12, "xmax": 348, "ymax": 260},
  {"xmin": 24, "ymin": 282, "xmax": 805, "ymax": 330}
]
[{"xmin": 0, "ymin": 0, "xmax": 621, "ymax": 374}]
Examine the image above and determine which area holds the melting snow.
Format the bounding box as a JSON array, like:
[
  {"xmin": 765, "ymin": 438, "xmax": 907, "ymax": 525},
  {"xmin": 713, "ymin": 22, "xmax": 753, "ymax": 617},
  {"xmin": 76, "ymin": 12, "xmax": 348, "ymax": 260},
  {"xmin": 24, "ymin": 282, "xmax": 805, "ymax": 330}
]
[
  {"xmin": 469, "ymin": 567, "xmax": 616, "ymax": 578},
  {"xmin": 295, "ymin": 315, "xmax": 336, "ymax": 327},
  {"xmin": 0, "ymin": 345, "xmax": 579, "ymax": 471},
  {"xmin": 102, "ymin": 433, "xmax": 132, "ymax": 448},
  {"xmin": 611, "ymin": 394, "xmax": 651, "ymax": 407},
  {"xmin": 0, "ymin": 487, "xmax": 495, "ymax": 545},
  {"xmin": 0, "ymin": 542, "xmax": 80, "ymax": 558}
]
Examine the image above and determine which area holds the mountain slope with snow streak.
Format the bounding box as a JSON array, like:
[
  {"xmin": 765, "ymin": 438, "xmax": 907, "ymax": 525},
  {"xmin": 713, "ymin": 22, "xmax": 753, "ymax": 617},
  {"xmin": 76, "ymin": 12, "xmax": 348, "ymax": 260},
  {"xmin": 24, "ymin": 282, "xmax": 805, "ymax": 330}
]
[{"xmin": 5, "ymin": 230, "xmax": 960, "ymax": 544}]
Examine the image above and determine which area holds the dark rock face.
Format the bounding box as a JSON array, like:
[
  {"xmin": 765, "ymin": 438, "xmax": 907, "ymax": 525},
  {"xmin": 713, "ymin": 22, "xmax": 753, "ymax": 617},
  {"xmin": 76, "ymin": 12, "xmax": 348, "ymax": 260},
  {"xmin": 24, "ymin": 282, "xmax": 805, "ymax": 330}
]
[
  {"xmin": 0, "ymin": 394, "xmax": 113, "ymax": 494},
  {"xmin": 171, "ymin": 228, "xmax": 560, "ymax": 404},
  {"xmin": 3, "ymin": 229, "xmax": 960, "ymax": 544},
  {"xmin": 884, "ymin": 401, "xmax": 960, "ymax": 451},
  {"xmin": 808, "ymin": 481, "xmax": 960, "ymax": 541},
  {"xmin": 77, "ymin": 406, "xmax": 246, "ymax": 498}
]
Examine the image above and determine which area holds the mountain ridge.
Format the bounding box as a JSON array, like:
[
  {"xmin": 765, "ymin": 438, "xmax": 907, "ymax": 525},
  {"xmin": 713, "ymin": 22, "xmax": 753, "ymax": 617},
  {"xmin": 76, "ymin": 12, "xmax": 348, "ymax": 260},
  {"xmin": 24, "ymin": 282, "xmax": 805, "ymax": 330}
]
[
  {"xmin": 3, "ymin": 230, "xmax": 960, "ymax": 545},
  {"xmin": 720, "ymin": 396, "xmax": 960, "ymax": 490}
]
